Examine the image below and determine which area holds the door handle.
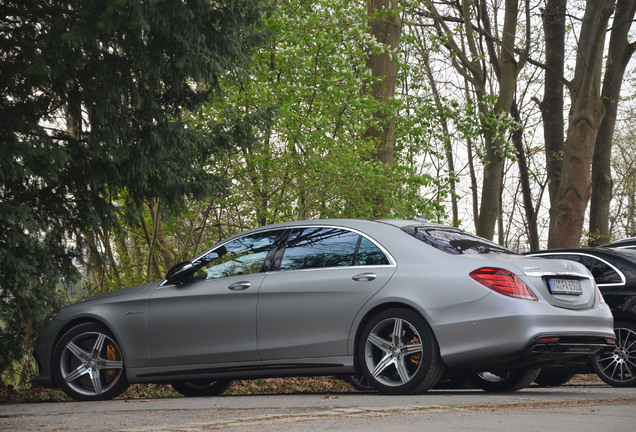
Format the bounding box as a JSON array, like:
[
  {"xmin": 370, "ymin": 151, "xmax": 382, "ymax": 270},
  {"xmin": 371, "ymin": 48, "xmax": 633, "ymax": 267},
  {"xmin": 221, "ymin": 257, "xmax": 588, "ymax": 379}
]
[
  {"xmin": 352, "ymin": 273, "xmax": 377, "ymax": 282},
  {"xmin": 228, "ymin": 281, "xmax": 251, "ymax": 291}
]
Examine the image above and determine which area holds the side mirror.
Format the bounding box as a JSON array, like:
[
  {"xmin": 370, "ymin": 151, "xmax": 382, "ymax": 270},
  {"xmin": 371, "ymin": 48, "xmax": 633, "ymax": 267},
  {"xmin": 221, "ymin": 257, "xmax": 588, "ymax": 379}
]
[{"xmin": 164, "ymin": 261, "xmax": 195, "ymax": 285}]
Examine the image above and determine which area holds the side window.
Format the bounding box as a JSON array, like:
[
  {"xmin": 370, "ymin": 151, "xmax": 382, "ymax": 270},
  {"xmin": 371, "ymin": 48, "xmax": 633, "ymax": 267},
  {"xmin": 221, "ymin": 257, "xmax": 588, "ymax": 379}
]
[
  {"xmin": 280, "ymin": 228, "xmax": 359, "ymax": 270},
  {"xmin": 577, "ymin": 256, "xmax": 622, "ymax": 284},
  {"xmin": 193, "ymin": 231, "xmax": 281, "ymax": 280},
  {"xmin": 356, "ymin": 237, "xmax": 390, "ymax": 266},
  {"xmin": 279, "ymin": 228, "xmax": 390, "ymax": 270}
]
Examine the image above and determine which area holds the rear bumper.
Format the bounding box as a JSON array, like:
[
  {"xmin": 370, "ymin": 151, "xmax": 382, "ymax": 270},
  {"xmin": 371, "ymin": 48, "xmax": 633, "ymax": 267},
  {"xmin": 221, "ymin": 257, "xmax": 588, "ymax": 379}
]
[
  {"xmin": 456, "ymin": 335, "xmax": 615, "ymax": 373},
  {"xmin": 430, "ymin": 289, "xmax": 615, "ymax": 371},
  {"xmin": 525, "ymin": 335, "xmax": 614, "ymax": 356}
]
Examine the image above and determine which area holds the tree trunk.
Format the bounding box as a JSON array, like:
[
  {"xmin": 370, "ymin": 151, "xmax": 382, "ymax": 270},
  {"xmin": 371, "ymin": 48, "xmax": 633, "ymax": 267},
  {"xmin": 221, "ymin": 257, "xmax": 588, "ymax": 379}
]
[
  {"xmin": 511, "ymin": 102, "xmax": 540, "ymax": 250},
  {"xmin": 364, "ymin": 0, "xmax": 402, "ymax": 217},
  {"xmin": 588, "ymin": 0, "xmax": 636, "ymax": 245},
  {"xmin": 540, "ymin": 0, "xmax": 567, "ymax": 208},
  {"xmin": 548, "ymin": 0, "xmax": 615, "ymax": 248},
  {"xmin": 421, "ymin": 39, "xmax": 458, "ymax": 225},
  {"xmin": 475, "ymin": 0, "xmax": 519, "ymax": 240}
]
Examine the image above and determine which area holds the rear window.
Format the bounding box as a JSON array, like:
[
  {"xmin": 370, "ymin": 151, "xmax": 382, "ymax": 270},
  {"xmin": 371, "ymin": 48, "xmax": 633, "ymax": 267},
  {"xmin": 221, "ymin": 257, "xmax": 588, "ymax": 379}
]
[
  {"xmin": 540, "ymin": 253, "xmax": 623, "ymax": 285},
  {"xmin": 402, "ymin": 225, "xmax": 514, "ymax": 255}
]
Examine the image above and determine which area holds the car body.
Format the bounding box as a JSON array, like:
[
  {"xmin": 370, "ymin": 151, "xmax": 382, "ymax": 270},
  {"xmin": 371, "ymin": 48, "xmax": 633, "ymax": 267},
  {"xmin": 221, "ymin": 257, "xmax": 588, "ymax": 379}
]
[
  {"xmin": 527, "ymin": 248, "xmax": 636, "ymax": 387},
  {"xmin": 600, "ymin": 237, "xmax": 636, "ymax": 250},
  {"xmin": 34, "ymin": 219, "xmax": 615, "ymax": 400}
]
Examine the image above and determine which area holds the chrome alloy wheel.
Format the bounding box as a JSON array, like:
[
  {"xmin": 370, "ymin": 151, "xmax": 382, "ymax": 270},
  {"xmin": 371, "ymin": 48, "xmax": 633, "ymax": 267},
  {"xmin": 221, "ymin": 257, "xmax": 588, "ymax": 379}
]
[
  {"xmin": 363, "ymin": 317, "xmax": 424, "ymax": 387},
  {"xmin": 593, "ymin": 323, "xmax": 636, "ymax": 387},
  {"xmin": 58, "ymin": 330, "xmax": 124, "ymax": 398}
]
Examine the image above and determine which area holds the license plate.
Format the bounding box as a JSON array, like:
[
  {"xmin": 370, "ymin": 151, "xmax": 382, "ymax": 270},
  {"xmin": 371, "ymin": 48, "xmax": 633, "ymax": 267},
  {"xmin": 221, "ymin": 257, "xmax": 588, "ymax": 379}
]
[{"xmin": 548, "ymin": 278, "xmax": 582, "ymax": 295}]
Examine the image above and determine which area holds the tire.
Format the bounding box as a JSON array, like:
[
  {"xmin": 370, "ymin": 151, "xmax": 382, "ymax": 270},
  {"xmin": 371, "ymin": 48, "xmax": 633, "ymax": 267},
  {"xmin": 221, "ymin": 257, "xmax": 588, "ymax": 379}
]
[
  {"xmin": 344, "ymin": 374, "xmax": 375, "ymax": 392},
  {"xmin": 468, "ymin": 367, "xmax": 540, "ymax": 392},
  {"xmin": 357, "ymin": 308, "xmax": 443, "ymax": 395},
  {"xmin": 433, "ymin": 376, "xmax": 471, "ymax": 389},
  {"xmin": 534, "ymin": 370, "xmax": 576, "ymax": 387},
  {"xmin": 51, "ymin": 322, "xmax": 129, "ymax": 401},
  {"xmin": 171, "ymin": 379, "xmax": 234, "ymax": 397},
  {"xmin": 590, "ymin": 320, "xmax": 636, "ymax": 387}
]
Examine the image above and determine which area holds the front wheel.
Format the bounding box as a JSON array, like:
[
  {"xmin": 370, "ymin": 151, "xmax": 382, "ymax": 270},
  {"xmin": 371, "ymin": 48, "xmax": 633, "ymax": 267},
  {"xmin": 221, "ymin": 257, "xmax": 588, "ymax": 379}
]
[
  {"xmin": 171, "ymin": 379, "xmax": 234, "ymax": 397},
  {"xmin": 51, "ymin": 322, "xmax": 129, "ymax": 401},
  {"xmin": 357, "ymin": 308, "xmax": 443, "ymax": 394},
  {"xmin": 468, "ymin": 367, "xmax": 540, "ymax": 392},
  {"xmin": 590, "ymin": 320, "xmax": 636, "ymax": 387},
  {"xmin": 344, "ymin": 374, "xmax": 375, "ymax": 392}
]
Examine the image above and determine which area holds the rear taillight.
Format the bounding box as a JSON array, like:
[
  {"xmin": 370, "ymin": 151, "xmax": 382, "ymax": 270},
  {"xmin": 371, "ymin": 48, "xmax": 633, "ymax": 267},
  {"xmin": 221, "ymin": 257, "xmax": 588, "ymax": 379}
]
[
  {"xmin": 597, "ymin": 286, "xmax": 606, "ymax": 304},
  {"xmin": 469, "ymin": 267, "xmax": 538, "ymax": 301}
]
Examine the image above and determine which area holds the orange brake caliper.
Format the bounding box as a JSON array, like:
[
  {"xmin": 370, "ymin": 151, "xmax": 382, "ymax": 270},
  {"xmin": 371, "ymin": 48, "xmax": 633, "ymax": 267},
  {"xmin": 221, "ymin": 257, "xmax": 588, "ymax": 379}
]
[
  {"xmin": 106, "ymin": 344, "xmax": 119, "ymax": 380},
  {"xmin": 410, "ymin": 338, "xmax": 421, "ymax": 364}
]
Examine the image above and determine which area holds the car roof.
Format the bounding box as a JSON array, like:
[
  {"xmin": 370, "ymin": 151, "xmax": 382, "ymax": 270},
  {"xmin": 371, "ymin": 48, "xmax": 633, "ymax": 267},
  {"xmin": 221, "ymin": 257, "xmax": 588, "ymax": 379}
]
[
  {"xmin": 601, "ymin": 237, "xmax": 636, "ymax": 248},
  {"xmin": 240, "ymin": 218, "xmax": 456, "ymax": 232},
  {"xmin": 526, "ymin": 247, "xmax": 636, "ymax": 266}
]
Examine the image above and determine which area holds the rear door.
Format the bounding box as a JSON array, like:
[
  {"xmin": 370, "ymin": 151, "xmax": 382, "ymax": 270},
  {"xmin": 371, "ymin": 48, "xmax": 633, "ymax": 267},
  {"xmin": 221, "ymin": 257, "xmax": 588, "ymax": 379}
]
[{"xmin": 256, "ymin": 226, "xmax": 396, "ymax": 360}]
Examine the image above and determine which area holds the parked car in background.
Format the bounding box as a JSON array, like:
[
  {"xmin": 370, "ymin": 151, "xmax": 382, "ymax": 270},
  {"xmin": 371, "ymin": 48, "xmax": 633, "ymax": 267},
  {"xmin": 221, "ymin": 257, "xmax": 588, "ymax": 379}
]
[
  {"xmin": 34, "ymin": 219, "xmax": 615, "ymax": 401},
  {"xmin": 527, "ymin": 248, "xmax": 636, "ymax": 387},
  {"xmin": 601, "ymin": 237, "xmax": 636, "ymax": 250}
]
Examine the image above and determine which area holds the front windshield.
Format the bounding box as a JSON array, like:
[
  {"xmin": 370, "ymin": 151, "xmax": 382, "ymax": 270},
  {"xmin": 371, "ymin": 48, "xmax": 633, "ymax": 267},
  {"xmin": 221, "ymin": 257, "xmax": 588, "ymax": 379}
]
[{"xmin": 402, "ymin": 225, "xmax": 515, "ymax": 255}]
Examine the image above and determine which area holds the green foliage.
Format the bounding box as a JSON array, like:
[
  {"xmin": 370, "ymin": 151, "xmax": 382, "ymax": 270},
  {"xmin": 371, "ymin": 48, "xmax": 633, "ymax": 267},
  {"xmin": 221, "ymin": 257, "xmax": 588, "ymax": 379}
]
[
  {"xmin": 0, "ymin": 0, "xmax": 268, "ymax": 383},
  {"xmin": 85, "ymin": 0, "xmax": 455, "ymax": 299},
  {"xmin": 195, "ymin": 0, "xmax": 446, "ymax": 226}
]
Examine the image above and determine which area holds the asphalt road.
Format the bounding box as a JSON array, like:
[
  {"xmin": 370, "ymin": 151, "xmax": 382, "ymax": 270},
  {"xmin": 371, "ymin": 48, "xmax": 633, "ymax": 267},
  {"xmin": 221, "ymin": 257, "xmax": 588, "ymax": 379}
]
[{"xmin": 2, "ymin": 382, "xmax": 636, "ymax": 432}]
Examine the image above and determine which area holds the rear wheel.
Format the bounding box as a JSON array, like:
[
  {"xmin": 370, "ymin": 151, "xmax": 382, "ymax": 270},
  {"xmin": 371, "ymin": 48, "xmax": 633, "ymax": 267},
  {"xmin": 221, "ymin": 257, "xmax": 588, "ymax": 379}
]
[
  {"xmin": 171, "ymin": 379, "xmax": 234, "ymax": 397},
  {"xmin": 357, "ymin": 308, "xmax": 443, "ymax": 394},
  {"xmin": 51, "ymin": 322, "xmax": 129, "ymax": 401},
  {"xmin": 468, "ymin": 367, "xmax": 540, "ymax": 392},
  {"xmin": 590, "ymin": 320, "xmax": 636, "ymax": 387},
  {"xmin": 534, "ymin": 370, "xmax": 576, "ymax": 387}
]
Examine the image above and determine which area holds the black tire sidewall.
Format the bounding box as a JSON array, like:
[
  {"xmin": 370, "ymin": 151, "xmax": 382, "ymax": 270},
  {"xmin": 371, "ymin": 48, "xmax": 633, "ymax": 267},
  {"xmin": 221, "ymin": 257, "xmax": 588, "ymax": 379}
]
[
  {"xmin": 590, "ymin": 320, "xmax": 636, "ymax": 387},
  {"xmin": 468, "ymin": 367, "xmax": 540, "ymax": 392},
  {"xmin": 170, "ymin": 379, "xmax": 234, "ymax": 397},
  {"xmin": 534, "ymin": 370, "xmax": 576, "ymax": 387}
]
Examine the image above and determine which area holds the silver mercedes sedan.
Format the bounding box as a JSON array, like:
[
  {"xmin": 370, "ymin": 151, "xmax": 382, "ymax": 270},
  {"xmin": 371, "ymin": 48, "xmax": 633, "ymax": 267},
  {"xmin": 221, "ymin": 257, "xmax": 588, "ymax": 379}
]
[{"xmin": 33, "ymin": 219, "xmax": 615, "ymax": 400}]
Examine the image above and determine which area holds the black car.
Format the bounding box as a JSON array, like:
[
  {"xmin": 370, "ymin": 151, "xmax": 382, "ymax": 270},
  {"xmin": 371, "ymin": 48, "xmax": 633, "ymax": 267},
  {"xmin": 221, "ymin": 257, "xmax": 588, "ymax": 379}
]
[
  {"xmin": 601, "ymin": 237, "xmax": 636, "ymax": 250},
  {"xmin": 527, "ymin": 248, "xmax": 636, "ymax": 387}
]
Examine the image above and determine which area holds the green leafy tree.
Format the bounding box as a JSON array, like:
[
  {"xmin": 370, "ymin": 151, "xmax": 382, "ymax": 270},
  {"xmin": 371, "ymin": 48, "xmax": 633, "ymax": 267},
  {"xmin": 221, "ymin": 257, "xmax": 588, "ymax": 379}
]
[
  {"xmin": 0, "ymin": 0, "xmax": 267, "ymax": 384},
  {"xmin": 213, "ymin": 0, "xmax": 444, "ymax": 225}
]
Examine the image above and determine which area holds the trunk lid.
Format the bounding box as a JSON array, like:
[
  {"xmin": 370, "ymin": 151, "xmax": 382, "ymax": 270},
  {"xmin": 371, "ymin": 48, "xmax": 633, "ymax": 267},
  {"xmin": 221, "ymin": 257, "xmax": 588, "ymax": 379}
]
[{"xmin": 512, "ymin": 256, "xmax": 597, "ymax": 310}]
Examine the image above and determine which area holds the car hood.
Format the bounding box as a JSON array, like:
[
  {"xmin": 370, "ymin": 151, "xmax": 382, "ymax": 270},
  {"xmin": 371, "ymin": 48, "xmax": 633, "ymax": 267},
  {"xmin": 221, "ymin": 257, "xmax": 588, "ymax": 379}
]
[{"xmin": 72, "ymin": 280, "xmax": 160, "ymax": 305}]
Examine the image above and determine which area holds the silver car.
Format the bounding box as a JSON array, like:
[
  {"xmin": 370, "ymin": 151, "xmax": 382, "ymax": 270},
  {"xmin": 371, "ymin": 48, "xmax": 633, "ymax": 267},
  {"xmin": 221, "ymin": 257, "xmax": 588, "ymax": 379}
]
[{"xmin": 33, "ymin": 219, "xmax": 615, "ymax": 400}]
